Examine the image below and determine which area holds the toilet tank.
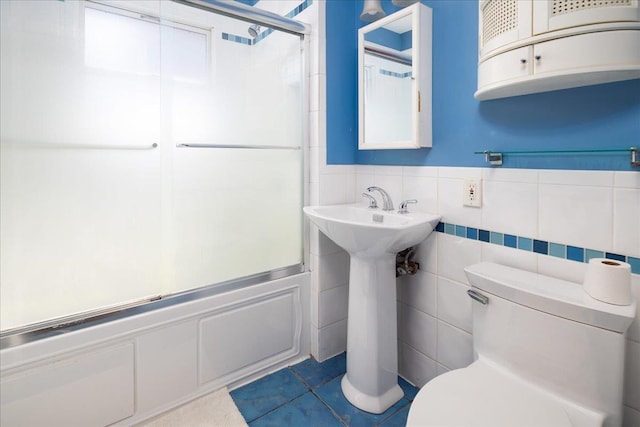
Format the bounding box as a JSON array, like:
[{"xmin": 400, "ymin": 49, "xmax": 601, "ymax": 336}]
[{"xmin": 464, "ymin": 262, "xmax": 636, "ymax": 427}]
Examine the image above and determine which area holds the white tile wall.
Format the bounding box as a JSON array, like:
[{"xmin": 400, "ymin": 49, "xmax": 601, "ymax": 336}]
[
  {"xmin": 318, "ymin": 284, "xmax": 348, "ymax": 328},
  {"xmin": 437, "ymin": 234, "xmax": 481, "ymax": 284},
  {"xmin": 614, "ymin": 188, "xmax": 640, "ymax": 257},
  {"xmin": 399, "ymin": 303, "xmax": 437, "ymax": 360},
  {"xmin": 398, "ymin": 341, "xmax": 437, "ymax": 388},
  {"xmin": 397, "ymin": 271, "xmax": 437, "ymax": 317},
  {"xmin": 436, "ymin": 363, "xmax": 450, "ymax": 376},
  {"xmin": 539, "ymin": 183, "xmax": 613, "ymax": 250},
  {"xmin": 615, "ymin": 171, "xmax": 640, "ymax": 189},
  {"xmin": 481, "ymin": 242, "xmax": 537, "ymax": 273},
  {"xmin": 481, "ymin": 179, "xmax": 538, "ymax": 237},
  {"xmin": 315, "ymin": 250, "xmax": 349, "ymax": 291},
  {"xmin": 311, "ymin": 163, "xmax": 640, "ymax": 424},
  {"xmin": 437, "ymin": 177, "xmax": 482, "ymax": 228},
  {"xmin": 436, "ymin": 320, "xmax": 473, "ymax": 370},
  {"xmin": 316, "ymin": 318, "xmax": 347, "ymax": 361},
  {"xmin": 537, "ymin": 253, "xmax": 587, "ymax": 284},
  {"xmin": 436, "ymin": 276, "xmax": 472, "ymax": 333},
  {"xmin": 625, "ymin": 340, "xmax": 640, "ymax": 409},
  {"xmin": 627, "ymin": 276, "xmax": 640, "ymax": 343},
  {"xmin": 413, "ymin": 232, "xmax": 438, "ymax": 274},
  {"xmin": 402, "ymin": 175, "xmax": 438, "ymax": 213},
  {"xmin": 623, "ymin": 406, "xmax": 640, "ymax": 427}
]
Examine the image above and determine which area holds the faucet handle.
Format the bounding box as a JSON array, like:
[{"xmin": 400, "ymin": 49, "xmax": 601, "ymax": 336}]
[
  {"xmin": 398, "ymin": 199, "xmax": 417, "ymax": 214},
  {"xmin": 362, "ymin": 193, "xmax": 378, "ymax": 209}
]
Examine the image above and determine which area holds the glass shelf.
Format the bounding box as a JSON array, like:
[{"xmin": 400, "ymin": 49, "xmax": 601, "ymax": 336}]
[{"xmin": 475, "ymin": 147, "xmax": 639, "ymax": 167}]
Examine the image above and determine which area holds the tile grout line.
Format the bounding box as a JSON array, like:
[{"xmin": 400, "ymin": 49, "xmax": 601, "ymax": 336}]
[
  {"xmin": 289, "ymin": 365, "xmax": 347, "ymax": 426},
  {"xmin": 308, "ymin": 387, "xmax": 348, "ymax": 427}
]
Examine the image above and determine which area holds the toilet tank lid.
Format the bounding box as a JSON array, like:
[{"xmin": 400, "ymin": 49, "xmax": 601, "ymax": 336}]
[{"xmin": 464, "ymin": 262, "xmax": 636, "ymax": 333}]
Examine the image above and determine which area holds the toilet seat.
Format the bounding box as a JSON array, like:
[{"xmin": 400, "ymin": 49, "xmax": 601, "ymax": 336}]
[{"xmin": 407, "ymin": 359, "xmax": 603, "ymax": 427}]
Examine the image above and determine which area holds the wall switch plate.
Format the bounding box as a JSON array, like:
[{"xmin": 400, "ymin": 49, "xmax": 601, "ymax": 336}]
[{"xmin": 463, "ymin": 179, "xmax": 482, "ymax": 207}]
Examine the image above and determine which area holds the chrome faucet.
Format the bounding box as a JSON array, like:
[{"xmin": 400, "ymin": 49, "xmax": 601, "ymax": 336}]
[
  {"xmin": 367, "ymin": 186, "xmax": 394, "ymax": 211},
  {"xmin": 362, "ymin": 192, "xmax": 378, "ymax": 209},
  {"xmin": 398, "ymin": 199, "xmax": 417, "ymax": 214}
]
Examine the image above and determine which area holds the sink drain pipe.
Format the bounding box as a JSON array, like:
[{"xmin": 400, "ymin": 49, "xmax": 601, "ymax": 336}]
[{"xmin": 396, "ymin": 247, "xmax": 420, "ymax": 277}]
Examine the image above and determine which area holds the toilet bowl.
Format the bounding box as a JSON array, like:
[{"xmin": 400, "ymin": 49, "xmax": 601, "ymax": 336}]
[{"xmin": 407, "ymin": 262, "xmax": 636, "ymax": 427}]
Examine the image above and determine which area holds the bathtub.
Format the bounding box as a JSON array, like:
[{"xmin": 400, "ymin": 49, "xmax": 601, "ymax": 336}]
[{"xmin": 0, "ymin": 271, "xmax": 310, "ymax": 426}]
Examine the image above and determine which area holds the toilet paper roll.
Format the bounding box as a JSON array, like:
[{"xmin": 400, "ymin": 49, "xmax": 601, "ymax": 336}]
[{"xmin": 583, "ymin": 258, "xmax": 632, "ymax": 306}]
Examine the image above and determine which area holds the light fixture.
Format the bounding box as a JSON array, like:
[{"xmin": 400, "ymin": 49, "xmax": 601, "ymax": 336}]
[{"xmin": 360, "ymin": 0, "xmax": 386, "ymax": 22}]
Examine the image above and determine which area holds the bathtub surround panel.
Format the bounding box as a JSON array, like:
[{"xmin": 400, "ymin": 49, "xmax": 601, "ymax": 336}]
[
  {"xmin": 309, "ymin": 165, "xmax": 640, "ymax": 424},
  {"xmin": 198, "ymin": 289, "xmax": 300, "ymax": 384},
  {"xmin": 1, "ymin": 344, "xmax": 135, "ymax": 426},
  {"xmin": 136, "ymin": 320, "xmax": 199, "ymax": 414},
  {"xmin": 0, "ymin": 274, "xmax": 310, "ymax": 426}
]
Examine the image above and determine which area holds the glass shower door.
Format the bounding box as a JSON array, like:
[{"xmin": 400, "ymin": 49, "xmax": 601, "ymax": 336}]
[{"xmin": 0, "ymin": 0, "xmax": 305, "ymax": 333}]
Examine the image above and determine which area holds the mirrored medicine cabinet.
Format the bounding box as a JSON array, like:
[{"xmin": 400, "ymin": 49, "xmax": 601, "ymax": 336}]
[{"xmin": 358, "ymin": 3, "xmax": 432, "ymax": 150}]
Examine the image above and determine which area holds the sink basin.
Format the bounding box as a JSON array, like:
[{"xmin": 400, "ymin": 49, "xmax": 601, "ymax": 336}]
[
  {"xmin": 304, "ymin": 203, "xmax": 441, "ymax": 414},
  {"xmin": 303, "ymin": 204, "xmax": 441, "ymax": 257}
]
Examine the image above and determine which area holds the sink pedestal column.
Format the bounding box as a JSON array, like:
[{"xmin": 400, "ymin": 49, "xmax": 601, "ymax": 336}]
[{"xmin": 341, "ymin": 254, "xmax": 403, "ymax": 414}]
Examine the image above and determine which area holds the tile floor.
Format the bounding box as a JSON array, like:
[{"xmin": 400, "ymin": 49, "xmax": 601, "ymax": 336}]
[{"xmin": 230, "ymin": 353, "xmax": 418, "ymax": 427}]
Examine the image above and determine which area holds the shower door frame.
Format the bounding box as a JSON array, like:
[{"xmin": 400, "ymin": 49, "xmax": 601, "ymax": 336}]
[{"xmin": 0, "ymin": 0, "xmax": 311, "ymax": 350}]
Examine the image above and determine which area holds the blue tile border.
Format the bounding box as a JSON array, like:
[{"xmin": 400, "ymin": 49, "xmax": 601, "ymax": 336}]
[
  {"xmin": 444, "ymin": 223, "xmax": 455, "ymax": 235},
  {"xmin": 466, "ymin": 227, "xmax": 478, "ymax": 240},
  {"xmin": 549, "ymin": 242, "xmax": 565, "ymax": 258},
  {"xmin": 533, "ymin": 239, "xmax": 548, "ymax": 255},
  {"xmin": 504, "ymin": 234, "xmax": 517, "ymax": 248},
  {"xmin": 490, "ymin": 232, "xmax": 503, "ymax": 245},
  {"xmin": 518, "ymin": 236, "xmax": 532, "ymax": 251},
  {"xmin": 222, "ymin": 32, "xmax": 253, "ymax": 45},
  {"xmin": 435, "ymin": 222, "xmax": 640, "ymax": 275},
  {"xmin": 567, "ymin": 245, "xmax": 584, "ymax": 262},
  {"xmin": 380, "ymin": 69, "xmax": 412, "ymax": 79},
  {"xmin": 606, "ymin": 252, "xmax": 626, "ymax": 262},
  {"xmin": 586, "ymin": 249, "xmax": 604, "ymax": 262}
]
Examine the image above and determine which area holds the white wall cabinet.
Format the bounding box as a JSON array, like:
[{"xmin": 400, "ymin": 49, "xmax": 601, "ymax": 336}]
[
  {"xmin": 476, "ymin": 0, "xmax": 640, "ymax": 100},
  {"xmin": 532, "ymin": 0, "xmax": 640, "ymax": 35},
  {"xmin": 479, "ymin": 0, "xmax": 532, "ymax": 59}
]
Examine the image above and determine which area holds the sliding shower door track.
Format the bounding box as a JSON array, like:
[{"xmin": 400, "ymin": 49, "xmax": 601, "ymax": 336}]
[
  {"xmin": 171, "ymin": 0, "xmax": 310, "ymax": 36},
  {"xmin": 0, "ymin": 264, "xmax": 304, "ymax": 350}
]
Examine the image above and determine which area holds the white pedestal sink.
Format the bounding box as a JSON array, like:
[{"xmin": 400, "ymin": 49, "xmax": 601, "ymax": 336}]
[{"xmin": 304, "ymin": 203, "xmax": 441, "ymax": 414}]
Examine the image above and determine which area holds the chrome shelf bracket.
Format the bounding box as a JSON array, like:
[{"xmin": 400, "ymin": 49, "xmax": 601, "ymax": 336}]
[{"xmin": 483, "ymin": 151, "xmax": 503, "ymax": 166}]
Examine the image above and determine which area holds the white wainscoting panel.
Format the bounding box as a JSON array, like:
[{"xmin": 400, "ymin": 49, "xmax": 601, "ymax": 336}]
[
  {"xmin": 1, "ymin": 343, "xmax": 135, "ymax": 427},
  {"xmin": 199, "ymin": 288, "xmax": 300, "ymax": 385}
]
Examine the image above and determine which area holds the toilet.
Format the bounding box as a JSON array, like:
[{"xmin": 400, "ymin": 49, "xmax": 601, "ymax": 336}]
[{"xmin": 407, "ymin": 262, "xmax": 636, "ymax": 427}]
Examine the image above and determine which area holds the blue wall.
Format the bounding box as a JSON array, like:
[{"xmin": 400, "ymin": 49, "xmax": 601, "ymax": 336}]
[{"xmin": 326, "ymin": 0, "xmax": 640, "ymax": 170}]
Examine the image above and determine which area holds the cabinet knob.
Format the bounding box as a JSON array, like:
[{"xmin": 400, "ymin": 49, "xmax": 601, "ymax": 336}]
[
  {"xmin": 520, "ymin": 58, "xmax": 527, "ymax": 64},
  {"xmin": 535, "ymin": 55, "xmax": 541, "ymax": 60}
]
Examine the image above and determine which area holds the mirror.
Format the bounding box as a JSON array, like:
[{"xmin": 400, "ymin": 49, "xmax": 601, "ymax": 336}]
[{"xmin": 358, "ymin": 3, "xmax": 431, "ymax": 150}]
